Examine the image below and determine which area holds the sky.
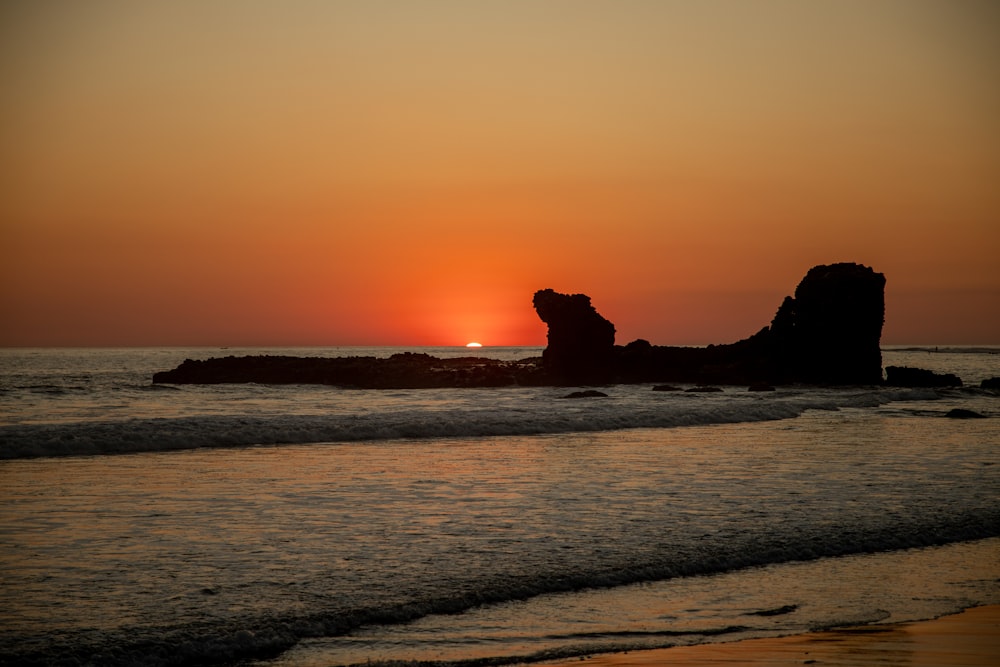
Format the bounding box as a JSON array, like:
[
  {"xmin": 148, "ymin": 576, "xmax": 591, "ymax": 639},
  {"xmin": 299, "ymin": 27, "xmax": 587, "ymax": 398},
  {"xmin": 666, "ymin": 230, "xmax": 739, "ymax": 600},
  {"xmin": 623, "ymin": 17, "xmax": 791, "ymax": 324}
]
[{"xmin": 2, "ymin": 0, "xmax": 998, "ymax": 347}]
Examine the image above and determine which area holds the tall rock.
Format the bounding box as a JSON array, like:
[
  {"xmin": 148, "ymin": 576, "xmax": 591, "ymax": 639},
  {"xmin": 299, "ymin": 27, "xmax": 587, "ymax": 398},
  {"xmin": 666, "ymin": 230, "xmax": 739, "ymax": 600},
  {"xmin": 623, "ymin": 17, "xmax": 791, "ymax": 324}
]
[
  {"xmin": 769, "ymin": 262, "xmax": 885, "ymax": 384},
  {"xmin": 532, "ymin": 289, "xmax": 616, "ymax": 384}
]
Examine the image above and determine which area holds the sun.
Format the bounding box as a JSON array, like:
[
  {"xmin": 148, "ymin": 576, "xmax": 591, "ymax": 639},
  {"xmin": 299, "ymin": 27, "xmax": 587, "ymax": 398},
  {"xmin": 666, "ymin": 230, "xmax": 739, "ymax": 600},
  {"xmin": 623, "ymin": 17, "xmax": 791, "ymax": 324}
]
[{"xmin": 465, "ymin": 342, "xmax": 483, "ymax": 348}]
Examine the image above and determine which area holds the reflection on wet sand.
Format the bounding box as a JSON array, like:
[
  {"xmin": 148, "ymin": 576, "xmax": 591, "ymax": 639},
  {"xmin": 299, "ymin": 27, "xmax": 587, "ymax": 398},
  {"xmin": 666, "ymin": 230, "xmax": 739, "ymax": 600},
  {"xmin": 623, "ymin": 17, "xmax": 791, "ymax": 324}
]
[{"xmin": 540, "ymin": 605, "xmax": 1000, "ymax": 666}]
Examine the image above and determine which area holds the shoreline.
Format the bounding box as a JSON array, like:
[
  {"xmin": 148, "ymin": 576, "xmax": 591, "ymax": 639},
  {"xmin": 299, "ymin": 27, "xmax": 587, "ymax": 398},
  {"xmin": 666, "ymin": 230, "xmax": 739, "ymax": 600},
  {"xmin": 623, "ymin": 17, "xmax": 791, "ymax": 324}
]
[{"xmin": 536, "ymin": 605, "xmax": 1000, "ymax": 666}]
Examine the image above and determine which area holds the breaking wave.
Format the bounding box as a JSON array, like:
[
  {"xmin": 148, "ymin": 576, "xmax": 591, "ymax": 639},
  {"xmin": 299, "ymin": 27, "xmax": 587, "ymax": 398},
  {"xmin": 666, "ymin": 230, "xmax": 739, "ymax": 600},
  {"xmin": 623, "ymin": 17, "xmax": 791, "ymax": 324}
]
[
  {"xmin": 1, "ymin": 386, "xmax": 939, "ymax": 459},
  {"xmin": 4, "ymin": 523, "xmax": 997, "ymax": 666}
]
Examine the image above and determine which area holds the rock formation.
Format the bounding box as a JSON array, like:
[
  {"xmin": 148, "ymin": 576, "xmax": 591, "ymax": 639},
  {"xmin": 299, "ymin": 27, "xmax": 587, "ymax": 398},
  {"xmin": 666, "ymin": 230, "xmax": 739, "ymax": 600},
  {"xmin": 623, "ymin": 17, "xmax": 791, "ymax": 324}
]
[
  {"xmin": 152, "ymin": 353, "xmax": 547, "ymax": 389},
  {"xmin": 154, "ymin": 262, "xmax": 900, "ymax": 389},
  {"xmin": 769, "ymin": 262, "xmax": 886, "ymax": 384},
  {"xmin": 884, "ymin": 366, "xmax": 963, "ymax": 387},
  {"xmin": 532, "ymin": 263, "xmax": 886, "ymax": 385},
  {"xmin": 560, "ymin": 390, "xmax": 609, "ymax": 399},
  {"xmin": 945, "ymin": 408, "xmax": 986, "ymax": 419},
  {"xmin": 532, "ymin": 288, "xmax": 616, "ymax": 384}
]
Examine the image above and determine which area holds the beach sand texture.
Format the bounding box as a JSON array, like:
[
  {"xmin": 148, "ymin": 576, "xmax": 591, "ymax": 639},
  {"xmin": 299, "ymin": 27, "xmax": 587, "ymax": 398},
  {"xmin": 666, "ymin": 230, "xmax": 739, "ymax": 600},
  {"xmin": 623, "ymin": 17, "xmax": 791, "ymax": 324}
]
[{"xmin": 538, "ymin": 605, "xmax": 999, "ymax": 666}]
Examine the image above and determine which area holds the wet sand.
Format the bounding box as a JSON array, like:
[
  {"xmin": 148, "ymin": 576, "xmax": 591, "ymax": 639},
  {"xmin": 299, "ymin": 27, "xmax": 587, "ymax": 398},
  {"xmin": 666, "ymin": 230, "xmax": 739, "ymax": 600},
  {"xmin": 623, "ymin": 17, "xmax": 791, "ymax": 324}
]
[{"xmin": 538, "ymin": 605, "xmax": 1000, "ymax": 666}]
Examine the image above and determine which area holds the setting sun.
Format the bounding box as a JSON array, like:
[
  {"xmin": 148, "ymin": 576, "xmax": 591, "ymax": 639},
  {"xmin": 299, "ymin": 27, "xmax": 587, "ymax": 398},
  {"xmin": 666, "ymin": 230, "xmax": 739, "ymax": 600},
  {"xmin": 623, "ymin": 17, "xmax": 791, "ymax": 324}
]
[{"xmin": 465, "ymin": 342, "xmax": 483, "ymax": 348}]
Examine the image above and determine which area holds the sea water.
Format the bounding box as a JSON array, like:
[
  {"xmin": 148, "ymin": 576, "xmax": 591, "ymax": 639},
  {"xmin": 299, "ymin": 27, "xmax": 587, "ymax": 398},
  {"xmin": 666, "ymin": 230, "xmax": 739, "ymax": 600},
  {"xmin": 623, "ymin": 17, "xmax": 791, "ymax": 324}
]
[{"xmin": 1, "ymin": 346, "xmax": 998, "ymax": 665}]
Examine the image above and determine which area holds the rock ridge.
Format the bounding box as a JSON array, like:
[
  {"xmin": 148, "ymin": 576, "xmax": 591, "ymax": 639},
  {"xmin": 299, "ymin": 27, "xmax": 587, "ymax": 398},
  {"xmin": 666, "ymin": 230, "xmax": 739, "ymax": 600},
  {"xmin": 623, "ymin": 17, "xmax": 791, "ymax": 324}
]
[
  {"xmin": 536, "ymin": 262, "xmax": 885, "ymax": 385},
  {"xmin": 154, "ymin": 262, "xmax": 898, "ymax": 388}
]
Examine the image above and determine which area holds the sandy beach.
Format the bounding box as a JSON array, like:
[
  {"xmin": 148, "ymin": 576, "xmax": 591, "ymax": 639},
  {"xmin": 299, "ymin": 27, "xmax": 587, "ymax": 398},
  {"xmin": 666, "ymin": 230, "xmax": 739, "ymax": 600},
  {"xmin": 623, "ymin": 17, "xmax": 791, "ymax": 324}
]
[{"xmin": 538, "ymin": 605, "xmax": 1000, "ymax": 666}]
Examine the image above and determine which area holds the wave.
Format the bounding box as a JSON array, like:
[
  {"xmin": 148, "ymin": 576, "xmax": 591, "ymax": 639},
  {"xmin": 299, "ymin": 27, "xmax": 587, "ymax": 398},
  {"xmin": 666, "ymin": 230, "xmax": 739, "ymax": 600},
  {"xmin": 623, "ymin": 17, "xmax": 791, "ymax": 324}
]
[
  {"xmin": 4, "ymin": 527, "xmax": 997, "ymax": 667},
  {"xmin": 1, "ymin": 383, "xmax": 93, "ymax": 395},
  {"xmin": 0, "ymin": 386, "xmax": 941, "ymax": 459},
  {"xmin": 886, "ymin": 346, "xmax": 1000, "ymax": 354}
]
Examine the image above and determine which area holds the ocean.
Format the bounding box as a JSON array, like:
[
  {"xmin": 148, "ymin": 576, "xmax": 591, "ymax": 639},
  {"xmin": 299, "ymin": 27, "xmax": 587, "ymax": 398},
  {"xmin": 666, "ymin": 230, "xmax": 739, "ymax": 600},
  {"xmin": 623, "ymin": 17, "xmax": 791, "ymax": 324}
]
[{"xmin": 1, "ymin": 346, "xmax": 998, "ymax": 666}]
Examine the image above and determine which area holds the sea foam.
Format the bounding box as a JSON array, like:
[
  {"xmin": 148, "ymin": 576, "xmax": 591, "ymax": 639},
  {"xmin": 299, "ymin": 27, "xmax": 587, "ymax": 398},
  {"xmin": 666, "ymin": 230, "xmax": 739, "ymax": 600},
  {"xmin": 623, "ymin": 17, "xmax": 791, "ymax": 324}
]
[{"xmin": 0, "ymin": 385, "xmax": 939, "ymax": 459}]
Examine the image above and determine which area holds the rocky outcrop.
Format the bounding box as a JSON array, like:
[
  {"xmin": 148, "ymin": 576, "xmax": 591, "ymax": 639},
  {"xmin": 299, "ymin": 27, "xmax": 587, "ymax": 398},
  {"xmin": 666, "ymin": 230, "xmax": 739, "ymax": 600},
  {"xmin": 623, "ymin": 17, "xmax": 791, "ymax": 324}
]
[
  {"xmin": 769, "ymin": 263, "xmax": 885, "ymax": 384},
  {"xmin": 532, "ymin": 288, "xmax": 616, "ymax": 384},
  {"xmin": 982, "ymin": 377, "xmax": 1000, "ymax": 390},
  {"xmin": 536, "ymin": 263, "xmax": 885, "ymax": 385},
  {"xmin": 560, "ymin": 390, "xmax": 609, "ymax": 399},
  {"xmin": 945, "ymin": 408, "xmax": 986, "ymax": 419},
  {"xmin": 884, "ymin": 366, "xmax": 963, "ymax": 387},
  {"xmin": 154, "ymin": 263, "xmax": 896, "ymax": 389},
  {"xmin": 153, "ymin": 353, "xmax": 547, "ymax": 389}
]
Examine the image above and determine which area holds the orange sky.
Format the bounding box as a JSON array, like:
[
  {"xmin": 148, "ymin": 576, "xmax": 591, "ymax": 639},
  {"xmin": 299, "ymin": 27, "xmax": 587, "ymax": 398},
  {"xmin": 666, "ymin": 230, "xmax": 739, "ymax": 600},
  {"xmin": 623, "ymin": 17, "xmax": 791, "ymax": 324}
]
[{"xmin": 2, "ymin": 1, "xmax": 998, "ymax": 346}]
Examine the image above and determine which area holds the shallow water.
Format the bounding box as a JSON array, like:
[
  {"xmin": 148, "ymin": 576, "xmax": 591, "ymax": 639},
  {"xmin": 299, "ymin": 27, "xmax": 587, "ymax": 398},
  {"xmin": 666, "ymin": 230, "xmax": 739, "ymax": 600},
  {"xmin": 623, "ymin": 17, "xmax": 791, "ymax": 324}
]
[
  {"xmin": 272, "ymin": 538, "xmax": 1000, "ymax": 666},
  {"xmin": 0, "ymin": 347, "xmax": 998, "ymax": 665},
  {"xmin": 3, "ymin": 405, "xmax": 998, "ymax": 665}
]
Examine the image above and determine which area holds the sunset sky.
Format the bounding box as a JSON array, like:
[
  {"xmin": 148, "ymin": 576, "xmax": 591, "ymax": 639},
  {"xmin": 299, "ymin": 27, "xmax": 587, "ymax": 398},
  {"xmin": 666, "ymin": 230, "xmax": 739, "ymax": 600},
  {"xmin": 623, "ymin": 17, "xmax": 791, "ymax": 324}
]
[{"xmin": 2, "ymin": 0, "xmax": 998, "ymax": 346}]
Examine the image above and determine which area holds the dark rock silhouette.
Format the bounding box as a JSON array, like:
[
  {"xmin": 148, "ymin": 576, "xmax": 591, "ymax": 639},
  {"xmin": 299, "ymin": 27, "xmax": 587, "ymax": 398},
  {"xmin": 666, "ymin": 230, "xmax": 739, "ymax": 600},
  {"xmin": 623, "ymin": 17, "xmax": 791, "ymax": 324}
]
[
  {"xmin": 769, "ymin": 263, "xmax": 885, "ymax": 384},
  {"xmin": 884, "ymin": 366, "xmax": 963, "ymax": 387},
  {"xmin": 154, "ymin": 262, "xmax": 899, "ymax": 389},
  {"xmin": 945, "ymin": 408, "xmax": 986, "ymax": 419},
  {"xmin": 541, "ymin": 262, "xmax": 886, "ymax": 385},
  {"xmin": 153, "ymin": 353, "xmax": 547, "ymax": 389},
  {"xmin": 982, "ymin": 377, "xmax": 1000, "ymax": 390},
  {"xmin": 532, "ymin": 288, "xmax": 616, "ymax": 384},
  {"xmin": 560, "ymin": 390, "xmax": 609, "ymax": 399}
]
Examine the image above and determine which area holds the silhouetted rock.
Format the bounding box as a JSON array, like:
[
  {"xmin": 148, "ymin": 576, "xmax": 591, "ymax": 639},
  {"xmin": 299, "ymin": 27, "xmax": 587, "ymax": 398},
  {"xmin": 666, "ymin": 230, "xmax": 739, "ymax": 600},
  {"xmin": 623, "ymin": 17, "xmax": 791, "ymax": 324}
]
[
  {"xmin": 533, "ymin": 288, "xmax": 616, "ymax": 385},
  {"xmin": 560, "ymin": 390, "xmax": 609, "ymax": 399},
  {"xmin": 945, "ymin": 408, "xmax": 986, "ymax": 419},
  {"xmin": 884, "ymin": 366, "xmax": 963, "ymax": 387},
  {"xmin": 590, "ymin": 263, "xmax": 885, "ymax": 386},
  {"xmin": 651, "ymin": 384, "xmax": 682, "ymax": 392},
  {"xmin": 154, "ymin": 263, "xmax": 892, "ymax": 389},
  {"xmin": 153, "ymin": 354, "xmax": 547, "ymax": 389},
  {"xmin": 981, "ymin": 377, "xmax": 1000, "ymax": 390},
  {"xmin": 770, "ymin": 263, "xmax": 885, "ymax": 384}
]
